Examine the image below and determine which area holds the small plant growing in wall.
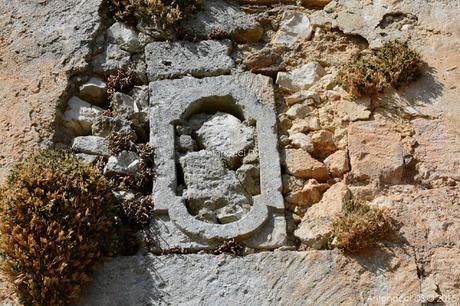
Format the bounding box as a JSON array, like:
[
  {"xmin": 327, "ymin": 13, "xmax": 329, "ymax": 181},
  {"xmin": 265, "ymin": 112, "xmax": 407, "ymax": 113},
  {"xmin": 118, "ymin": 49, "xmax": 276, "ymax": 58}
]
[
  {"xmin": 108, "ymin": 0, "xmax": 203, "ymax": 29},
  {"xmin": 331, "ymin": 198, "xmax": 391, "ymax": 252},
  {"xmin": 0, "ymin": 150, "xmax": 117, "ymax": 305},
  {"xmin": 337, "ymin": 40, "xmax": 422, "ymax": 97}
]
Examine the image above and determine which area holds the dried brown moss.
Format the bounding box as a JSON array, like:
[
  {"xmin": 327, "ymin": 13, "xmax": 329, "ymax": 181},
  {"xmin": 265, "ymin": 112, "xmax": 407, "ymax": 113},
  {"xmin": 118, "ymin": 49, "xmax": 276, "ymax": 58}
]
[
  {"xmin": 106, "ymin": 68, "xmax": 136, "ymax": 102},
  {"xmin": 331, "ymin": 198, "xmax": 391, "ymax": 252},
  {"xmin": 337, "ymin": 40, "xmax": 422, "ymax": 97},
  {"xmin": 108, "ymin": 0, "xmax": 203, "ymax": 29},
  {"xmin": 0, "ymin": 150, "xmax": 116, "ymax": 306}
]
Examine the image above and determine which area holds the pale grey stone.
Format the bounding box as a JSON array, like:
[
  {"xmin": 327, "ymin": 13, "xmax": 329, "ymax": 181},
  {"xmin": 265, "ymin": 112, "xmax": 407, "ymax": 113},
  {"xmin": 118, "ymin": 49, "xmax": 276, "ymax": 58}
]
[
  {"xmin": 79, "ymin": 77, "xmax": 107, "ymax": 106},
  {"xmin": 179, "ymin": 150, "xmax": 252, "ymax": 224},
  {"xmin": 91, "ymin": 115, "xmax": 134, "ymax": 137},
  {"xmin": 176, "ymin": 135, "xmax": 196, "ymax": 153},
  {"xmin": 72, "ymin": 136, "xmax": 110, "ymax": 156},
  {"xmin": 289, "ymin": 133, "xmax": 314, "ymax": 152},
  {"xmin": 63, "ymin": 96, "xmax": 103, "ymax": 135},
  {"xmin": 76, "ymin": 153, "xmax": 98, "ymax": 164},
  {"xmin": 145, "ymin": 40, "xmax": 234, "ymax": 81},
  {"xmin": 272, "ymin": 12, "xmax": 313, "ymax": 47},
  {"xmin": 79, "ymin": 248, "xmax": 420, "ymax": 306},
  {"xmin": 236, "ymin": 164, "xmax": 261, "ymax": 196},
  {"xmin": 276, "ymin": 62, "xmax": 326, "ymax": 92},
  {"xmin": 107, "ymin": 22, "xmax": 142, "ymax": 53},
  {"xmin": 92, "ymin": 43, "xmax": 130, "ymax": 75},
  {"xmin": 183, "ymin": 0, "xmax": 263, "ymax": 43},
  {"xmin": 195, "ymin": 112, "xmax": 255, "ymax": 168},
  {"xmin": 104, "ymin": 151, "xmax": 141, "ymax": 176}
]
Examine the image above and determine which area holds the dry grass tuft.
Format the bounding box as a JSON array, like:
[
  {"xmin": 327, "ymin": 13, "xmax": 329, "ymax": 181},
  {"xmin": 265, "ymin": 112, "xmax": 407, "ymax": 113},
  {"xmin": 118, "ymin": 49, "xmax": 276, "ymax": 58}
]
[
  {"xmin": 337, "ymin": 40, "xmax": 422, "ymax": 97},
  {"xmin": 0, "ymin": 150, "xmax": 116, "ymax": 306},
  {"xmin": 331, "ymin": 198, "xmax": 391, "ymax": 252}
]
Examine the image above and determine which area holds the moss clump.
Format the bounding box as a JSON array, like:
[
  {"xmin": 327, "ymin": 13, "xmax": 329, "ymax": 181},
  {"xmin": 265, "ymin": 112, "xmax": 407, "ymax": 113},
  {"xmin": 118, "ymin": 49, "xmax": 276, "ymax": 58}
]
[
  {"xmin": 331, "ymin": 198, "xmax": 391, "ymax": 252},
  {"xmin": 337, "ymin": 40, "xmax": 422, "ymax": 97},
  {"xmin": 109, "ymin": 0, "xmax": 203, "ymax": 29},
  {"xmin": 0, "ymin": 150, "xmax": 116, "ymax": 306}
]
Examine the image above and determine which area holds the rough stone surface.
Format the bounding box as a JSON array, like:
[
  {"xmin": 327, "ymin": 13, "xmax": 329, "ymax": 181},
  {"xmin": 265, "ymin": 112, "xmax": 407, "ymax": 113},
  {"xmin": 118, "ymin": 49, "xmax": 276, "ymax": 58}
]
[
  {"xmin": 323, "ymin": 149, "xmax": 349, "ymax": 177},
  {"xmin": 106, "ymin": 22, "xmax": 141, "ymax": 53},
  {"xmin": 183, "ymin": 0, "xmax": 263, "ymax": 43},
  {"xmin": 63, "ymin": 96, "xmax": 103, "ymax": 135},
  {"xmin": 272, "ymin": 12, "xmax": 313, "ymax": 47},
  {"xmin": 79, "ymin": 248, "xmax": 420, "ymax": 306},
  {"xmin": 282, "ymin": 149, "xmax": 329, "ymax": 181},
  {"xmin": 79, "ymin": 77, "xmax": 107, "ymax": 106},
  {"xmin": 348, "ymin": 121, "xmax": 404, "ymax": 184},
  {"xmin": 236, "ymin": 164, "xmax": 261, "ymax": 196},
  {"xmin": 295, "ymin": 182, "xmax": 351, "ymax": 249},
  {"xmin": 336, "ymin": 98, "xmax": 371, "ymax": 121},
  {"xmin": 145, "ymin": 40, "xmax": 234, "ymax": 81},
  {"xmin": 71, "ymin": 136, "xmax": 110, "ymax": 156},
  {"xmin": 179, "ymin": 150, "xmax": 252, "ymax": 224},
  {"xmin": 310, "ymin": 129, "xmax": 337, "ymax": 159},
  {"xmin": 104, "ymin": 151, "xmax": 141, "ymax": 176},
  {"xmin": 276, "ymin": 62, "xmax": 326, "ymax": 92},
  {"xmin": 288, "ymin": 132, "xmax": 314, "ymax": 152},
  {"xmin": 195, "ymin": 112, "xmax": 255, "ymax": 168},
  {"xmin": 92, "ymin": 43, "xmax": 131, "ymax": 75},
  {"xmin": 412, "ymin": 118, "xmax": 460, "ymax": 183},
  {"xmin": 91, "ymin": 115, "xmax": 133, "ymax": 137}
]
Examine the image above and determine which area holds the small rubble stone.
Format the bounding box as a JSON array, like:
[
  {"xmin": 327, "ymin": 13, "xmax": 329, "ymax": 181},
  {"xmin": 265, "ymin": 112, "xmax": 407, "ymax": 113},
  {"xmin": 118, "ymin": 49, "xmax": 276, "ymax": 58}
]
[
  {"xmin": 104, "ymin": 151, "xmax": 142, "ymax": 176},
  {"xmin": 272, "ymin": 12, "xmax": 313, "ymax": 47},
  {"xmin": 337, "ymin": 97, "xmax": 372, "ymax": 121},
  {"xmin": 348, "ymin": 121, "xmax": 404, "ymax": 184},
  {"xmin": 92, "ymin": 43, "xmax": 130, "ymax": 75},
  {"xmin": 311, "ymin": 129, "xmax": 337, "ymax": 159},
  {"xmin": 183, "ymin": 0, "xmax": 263, "ymax": 43},
  {"xmin": 421, "ymin": 276, "xmax": 440, "ymax": 303},
  {"xmin": 236, "ymin": 164, "xmax": 261, "ymax": 196},
  {"xmin": 79, "ymin": 77, "xmax": 107, "ymax": 106},
  {"xmin": 63, "ymin": 96, "xmax": 103, "ymax": 135},
  {"xmin": 289, "ymin": 133, "xmax": 314, "ymax": 152},
  {"xmin": 76, "ymin": 153, "xmax": 98, "ymax": 164},
  {"xmin": 92, "ymin": 115, "xmax": 133, "ymax": 137},
  {"xmin": 276, "ymin": 62, "xmax": 326, "ymax": 92},
  {"xmin": 323, "ymin": 150, "xmax": 350, "ymax": 177},
  {"xmin": 177, "ymin": 135, "xmax": 196, "ymax": 153},
  {"xmin": 107, "ymin": 22, "xmax": 142, "ymax": 53},
  {"xmin": 285, "ymin": 90, "xmax": 319, "ymax": 106},
  {"xmin": 195, "ymin": 112, "xmax": 254, "ymax": 168},
  {"xmin": 145, "ymin": 40, "xmax": 234, "ymax": 81},
  {"xmin": 285, "ymin": 103, "xmax": 311, "ymax": 119},
  {"xmin": 72, "ymin": 136, "xmax": 110, "ymax": 156},
  {"xmin": 294, "ymin": 182, "xmax": 351, "ymax": 249},
  {"xmin": 302, "ymin": 179, "xmax": 330, "ymax": 205},
  {"xmin": 282, "ymin": 149, "xmax": 329, "ymax": 181},
  {"xmin": 282, "ymin": 174, "xmax": 305, "ymax": 194},
  {"xmin": 289, "ymin": 117, "xmax": 320, "ymax": 134}
]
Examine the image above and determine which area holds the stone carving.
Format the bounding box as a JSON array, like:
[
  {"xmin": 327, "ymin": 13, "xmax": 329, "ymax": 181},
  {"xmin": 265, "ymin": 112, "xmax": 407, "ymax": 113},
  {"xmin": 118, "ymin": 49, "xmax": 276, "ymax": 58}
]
[{"xmin": 149, "ymin": 73, "xmax": 286, "ymax": 251}]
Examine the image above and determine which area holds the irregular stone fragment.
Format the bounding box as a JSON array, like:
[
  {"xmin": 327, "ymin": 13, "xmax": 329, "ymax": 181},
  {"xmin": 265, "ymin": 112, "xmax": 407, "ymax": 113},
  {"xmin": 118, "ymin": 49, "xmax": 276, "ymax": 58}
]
[
  {"xmin": 183, "ymin": 0, "xmax": 263, "ymax": 43},
  {"xmin": 282, "ymin": 149, "xmax": 328, "ymax": 181},
  {"xmin": 348, "ymin": 121, "xmax": 404, "ymax": 184},
  {"xmin": 272, "ymin": 12, "xmax": 313, "ymax": 47},
  {"xmin": 236, "ymin": 164, "xmax": 261, "ymax": 196},
  {"xmin": 285, "ymin": 90, "xmax": 319, "ymax": 106},
  {"xmin": 421, "ymin": 276, "xmax": 440, "ymax": 303},
  {"xmin": 107, "ymin": 22, "xmax": 141, "ymax": 53},
  {"xmin": 104, "ymin": 151, "xmax": 141, "ymax": 176},
  {"xmin": 336, "ymin": 97, "xmax": 371, "ymax": 121},
  {"xmin": 282, "ymin": 174, "xmax": 305, "ymax": 194},
  {"xmin": 79, "ymin": 77, "xmax": 107, "ymax": 106},
  {"xmin": 285, "ymin": 103, "xmax": 311, "ymax": 119},
  {"xmin": 71, "ymin": 136, "xmax": 110, "ymax": 156},
  {"xmin": 91, "ymin": 115, "xmax": 133, "ymax": 137},
  {"xmin": 276, "ymin": 62, "xmax": 326, "ymax": 92},
  {"xmin": 302, "ymin": 179, "xmax": 330, "ymax": 205},
  {"xmin": 129, "ymin": 86, "xmax": 150, "ymax": 113},
  {"xmin": 289, "ymin": 117, "xmax": 320, "ymax": 133},
  {"xmin": 412, "ymin": 119, "xmax": 460, "ymax": 183},
  {"xmin": 76, "ymin": 153, "xmax": 98, "ymax": 165},
  {"xmin": 323, "ymin": 149, "xmax": 349, "ymax": 177},
  {"xmin": 176, "ymin": 135, "xmax": 196, "ymax": 153},
  {"xmin": 92, "ymin": 43, "xmax": 131, "ymax": 75},
  {"xmin": 179, "ymin": 151, "xmax": 252, "ymax": 224},
  {"xmin": 63, "ymin": 96, "xmax": 102, "ymax": 135},
  {"xmin": 195, "ymin": 112, "xmax": 254, "ymax": 168},
  {"xmin": 145, "ymin": 40, "xmax": 234, "ymax": 81},
  {"xmin": 295, "ymin": 182, "xmax": 351, "ymax": 249},
  {"xmin": 289, "ymin": 133, "xmax": 314, "ymax": 152},
  {"xmin": 311, "ymin": 129, "xmax": 337, "ymax": 159}
]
